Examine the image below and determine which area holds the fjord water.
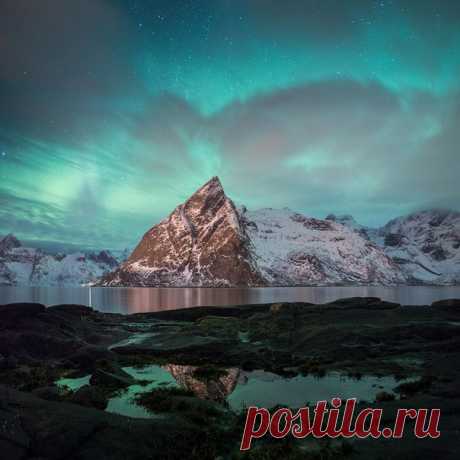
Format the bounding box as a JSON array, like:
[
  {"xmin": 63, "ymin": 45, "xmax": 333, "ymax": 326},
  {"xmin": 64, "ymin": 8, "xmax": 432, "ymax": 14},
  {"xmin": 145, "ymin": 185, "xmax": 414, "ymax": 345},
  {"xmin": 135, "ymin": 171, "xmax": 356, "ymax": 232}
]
[{"xmin": 1, "ymin": 285, "xmax": 459, "ymax": 314}]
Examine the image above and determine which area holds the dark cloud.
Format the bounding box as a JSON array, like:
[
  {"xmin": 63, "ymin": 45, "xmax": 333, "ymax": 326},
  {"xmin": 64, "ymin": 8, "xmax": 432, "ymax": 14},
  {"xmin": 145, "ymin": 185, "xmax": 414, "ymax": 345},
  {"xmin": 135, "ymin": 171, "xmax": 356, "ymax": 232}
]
[
  {"xmin": 381, "ymin": 93, "xmax": 460, "ymax": 211},
  {"xmin": 0, "ymin": 0, "xmax": 136, "ymax": 86},
  {"xmin": 0, "ymin": 0, "xmax": 144, "ymax": 139}
]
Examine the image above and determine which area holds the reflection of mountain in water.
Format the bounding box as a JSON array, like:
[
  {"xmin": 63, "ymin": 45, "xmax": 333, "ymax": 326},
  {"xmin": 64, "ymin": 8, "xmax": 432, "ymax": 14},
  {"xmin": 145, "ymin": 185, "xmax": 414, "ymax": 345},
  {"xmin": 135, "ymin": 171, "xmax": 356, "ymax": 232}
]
[{"xmin": 164, "ymin": 364, "xmax": 240, "ymax": 402}]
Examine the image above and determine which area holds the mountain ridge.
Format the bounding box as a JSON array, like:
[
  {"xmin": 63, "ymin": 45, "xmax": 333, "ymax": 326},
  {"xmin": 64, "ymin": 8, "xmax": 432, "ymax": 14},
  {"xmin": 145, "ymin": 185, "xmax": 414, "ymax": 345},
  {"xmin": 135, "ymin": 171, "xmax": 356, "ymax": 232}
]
[{"xmin": 2, "ymin": 180, "xmax": 459, "ymax": 286}]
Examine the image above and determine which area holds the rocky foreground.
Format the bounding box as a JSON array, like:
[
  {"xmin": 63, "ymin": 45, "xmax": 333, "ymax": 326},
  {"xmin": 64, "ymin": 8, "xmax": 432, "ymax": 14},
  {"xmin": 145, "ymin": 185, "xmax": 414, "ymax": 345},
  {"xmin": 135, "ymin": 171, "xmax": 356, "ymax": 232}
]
[{"xmin": 1, "ymin": 298, "xmax": 460, "ymax": 459}]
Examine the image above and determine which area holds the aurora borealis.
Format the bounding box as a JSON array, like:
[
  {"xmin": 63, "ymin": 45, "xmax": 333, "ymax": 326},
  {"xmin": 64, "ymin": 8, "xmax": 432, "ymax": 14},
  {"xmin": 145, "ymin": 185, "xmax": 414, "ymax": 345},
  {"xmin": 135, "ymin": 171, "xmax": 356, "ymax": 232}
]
[{"xmin": 1, "ymin": 0, "xmax": 459, "ymax": 250}]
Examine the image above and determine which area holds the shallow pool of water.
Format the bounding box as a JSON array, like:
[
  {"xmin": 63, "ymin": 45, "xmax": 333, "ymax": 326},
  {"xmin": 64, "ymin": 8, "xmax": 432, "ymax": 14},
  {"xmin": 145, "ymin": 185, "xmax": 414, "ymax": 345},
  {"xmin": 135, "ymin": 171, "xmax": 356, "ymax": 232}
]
[
  {"xmin": 54, "ymin": 365, "xmax": 411, "ymax": 418},
  {"xmin": 56, "ymin": 374, "xmax": 91, "ymax": 391},
  {"xmin": 227, "ymin": 370, "xmax": 405, "ymax": 411},
  {"xmin": 105, "ymin": 365, "xmax": 179, "ymax": 418},
  {"xmin": 108, "ymin": 332, "xmax": 158, "ymax": 350}
]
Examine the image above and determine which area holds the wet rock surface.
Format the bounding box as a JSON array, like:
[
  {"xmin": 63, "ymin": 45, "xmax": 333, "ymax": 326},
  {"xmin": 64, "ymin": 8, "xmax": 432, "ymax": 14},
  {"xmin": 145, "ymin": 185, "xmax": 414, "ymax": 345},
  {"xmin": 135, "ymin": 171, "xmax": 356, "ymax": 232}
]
[{"xmin": 1, "ymin": 298, "xmax": 460, "ymax": 459}]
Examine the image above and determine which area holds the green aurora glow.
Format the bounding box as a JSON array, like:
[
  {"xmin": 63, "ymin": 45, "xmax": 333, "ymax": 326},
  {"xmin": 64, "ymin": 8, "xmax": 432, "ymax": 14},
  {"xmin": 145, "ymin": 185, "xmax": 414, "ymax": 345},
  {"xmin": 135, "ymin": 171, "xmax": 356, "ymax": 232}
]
[{"xmin": 0, "ymin": 0, "xmax": 459, "ymax": 249}]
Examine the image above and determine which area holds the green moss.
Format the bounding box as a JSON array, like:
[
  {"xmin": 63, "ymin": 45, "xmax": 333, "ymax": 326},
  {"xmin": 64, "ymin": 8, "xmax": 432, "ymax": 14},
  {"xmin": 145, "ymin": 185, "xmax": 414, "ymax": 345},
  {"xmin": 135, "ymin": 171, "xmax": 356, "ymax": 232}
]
[{"xmin": 197, "ymin": 316, "xmax": 240, "ymax": 339}]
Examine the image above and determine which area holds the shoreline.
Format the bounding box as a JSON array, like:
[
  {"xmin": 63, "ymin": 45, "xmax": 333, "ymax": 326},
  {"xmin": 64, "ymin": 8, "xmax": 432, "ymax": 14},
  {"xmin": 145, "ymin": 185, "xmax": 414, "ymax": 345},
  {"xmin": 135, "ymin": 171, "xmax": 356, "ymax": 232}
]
[{"xmin": 2, "ymin": 286, "xmax": 460, "ymax": 313}]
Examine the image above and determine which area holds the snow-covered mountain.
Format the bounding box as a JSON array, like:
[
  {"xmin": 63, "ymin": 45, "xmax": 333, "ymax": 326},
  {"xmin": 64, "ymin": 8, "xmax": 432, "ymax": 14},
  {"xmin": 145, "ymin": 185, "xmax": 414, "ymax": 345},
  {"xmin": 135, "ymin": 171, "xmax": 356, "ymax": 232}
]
[
  {"xmin": 0, "ymin": 234, "xmax": 119, "ymax": 286},
  {"xmin": 243, "ymin": 208, "xmax": 403, "ymax": 285},
  {"xmin": 328, "ymin": 210, "xmax": 460, "ymax": 285},
  {"xmin": 375, "ymin": 210, "xmax": 460, "ymax": 284},
  {"xmin": 100, "ymin": 177, "xmax": 404, "ymax": 287}
]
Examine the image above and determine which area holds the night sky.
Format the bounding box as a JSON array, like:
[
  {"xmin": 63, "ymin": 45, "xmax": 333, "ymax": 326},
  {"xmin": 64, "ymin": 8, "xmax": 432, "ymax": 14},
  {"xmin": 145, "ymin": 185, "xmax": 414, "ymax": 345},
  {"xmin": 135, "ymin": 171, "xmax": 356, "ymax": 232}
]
[{"xmin": 1, "ymin": 0, "xmax": 459, "ymax": 250}]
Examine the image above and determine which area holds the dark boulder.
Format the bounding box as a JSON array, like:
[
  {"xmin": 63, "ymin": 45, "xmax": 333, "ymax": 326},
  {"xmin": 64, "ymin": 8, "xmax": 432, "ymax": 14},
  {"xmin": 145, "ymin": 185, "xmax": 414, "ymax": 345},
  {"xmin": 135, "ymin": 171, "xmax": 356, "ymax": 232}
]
[
  {"xmin": 48, "ymin": 304, "xmax": 94, "ymax": 316},
  {"xmin": 90, "ymin": 367, "xmax": 135, "ymax": 389},
  {"xmin": 67, "ymin": 346, "xmax": 117, "ymax": 373},
  {"xmin": 0, "ymin": 303, "xmax": 46, "ymax": 324},
  {"xmin": 432, "ymin": 299, "xmax": 460, "ymax": 312},
  {"xmin": 71, "ymin": 385, "xmax": 108, "ymax": 410},
  {"xmin": 326, "ymin": 297, "xmax": 400, "ymax": 310},
  {"xmin": 32, "ymin": 385, "xmax": 62, "ymax": 402}
]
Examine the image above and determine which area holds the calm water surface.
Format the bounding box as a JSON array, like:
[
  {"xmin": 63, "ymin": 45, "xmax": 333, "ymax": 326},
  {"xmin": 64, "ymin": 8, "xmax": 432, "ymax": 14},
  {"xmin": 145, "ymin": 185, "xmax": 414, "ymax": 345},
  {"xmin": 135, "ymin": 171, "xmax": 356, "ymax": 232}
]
[
  {"xmin": 56, "ymin": 365, "xmax": 413, "ymax": 418},
  {"xmin": 1, "ymin": 286, "xmax": 459, "ymax": 314}
]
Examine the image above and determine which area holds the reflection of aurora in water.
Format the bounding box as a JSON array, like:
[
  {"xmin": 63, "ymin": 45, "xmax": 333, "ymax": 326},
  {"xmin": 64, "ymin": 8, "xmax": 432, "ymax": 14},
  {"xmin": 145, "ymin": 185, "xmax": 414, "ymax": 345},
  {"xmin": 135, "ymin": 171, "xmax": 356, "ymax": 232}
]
[
  {"xmin": 104, "ymin": 364, "xmax": 240, "ymax": 418},
  {"xmin": 105, "ymin": 366, "xmax": 179, "ymax": 419},
  {"xmin": 227, "ymin": 370, "xmax": 409, "ymax": 411},
  {"xmin": 56, "ymin": 374, "xmax": 91, "ymax": 392},
  {"xmin": 55, "ymin": 365, "xmax": 413, "ymax": 419}
]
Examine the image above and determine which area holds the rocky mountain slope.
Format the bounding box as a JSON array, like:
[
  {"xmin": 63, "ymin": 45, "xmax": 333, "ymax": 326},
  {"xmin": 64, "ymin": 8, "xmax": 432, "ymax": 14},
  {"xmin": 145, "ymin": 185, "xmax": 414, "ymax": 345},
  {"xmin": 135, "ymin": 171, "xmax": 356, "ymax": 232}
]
[
  {"xmin": 0, "ymin": 234, "xmax": 118, "ymax": 286},
  {"xmin": 99, "ymin": 177, "xmax": 264, "ymax": 287},
  {"xmin": 328, "ymin": 210, "xmax": 460, "ymax": 284}
]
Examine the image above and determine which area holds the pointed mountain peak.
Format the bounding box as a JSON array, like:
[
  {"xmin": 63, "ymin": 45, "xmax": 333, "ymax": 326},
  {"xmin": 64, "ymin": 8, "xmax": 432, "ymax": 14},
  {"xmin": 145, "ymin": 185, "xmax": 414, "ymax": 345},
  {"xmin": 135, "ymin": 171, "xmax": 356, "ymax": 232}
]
[
  {"xmin": 0, "ymin": 233, "xmax": 21, "ymax": 252},
  {"xmin": 192, "ymin": 176, "xmax": 224, "ymax": 197},
  {"xmin": 207, "ymin": 175, "xmax": 222, "ymax": 186},
  {"xmin": 99, "ymin": 176, "xmax": 264, "ymax": 287},
  {"xmin": 184, "ymin": 177, "xmax": 229, "ymax": 215}
]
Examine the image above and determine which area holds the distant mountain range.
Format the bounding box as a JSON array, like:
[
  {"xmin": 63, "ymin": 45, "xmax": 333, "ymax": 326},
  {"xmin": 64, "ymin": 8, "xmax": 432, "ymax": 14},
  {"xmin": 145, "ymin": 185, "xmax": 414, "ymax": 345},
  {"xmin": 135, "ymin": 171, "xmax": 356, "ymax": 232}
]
[
  {"xmin": 330, "ymin": 210, "xmax": 460, "ymax": 285},
  {"xmin": 0, "ymin": 234, "xmax": 123, "ymax": 286},
  {"xmin": 2, "ymin": 177, "xmax": 459, "ymax": 287}
]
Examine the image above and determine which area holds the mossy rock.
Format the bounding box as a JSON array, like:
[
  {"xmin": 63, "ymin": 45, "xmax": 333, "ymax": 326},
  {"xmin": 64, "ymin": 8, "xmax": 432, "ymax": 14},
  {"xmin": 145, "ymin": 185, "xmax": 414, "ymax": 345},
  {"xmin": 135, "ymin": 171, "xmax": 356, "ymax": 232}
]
[{"xmin": 196, "ymin": 316, "xmax": 240, "ymax": 339}]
